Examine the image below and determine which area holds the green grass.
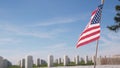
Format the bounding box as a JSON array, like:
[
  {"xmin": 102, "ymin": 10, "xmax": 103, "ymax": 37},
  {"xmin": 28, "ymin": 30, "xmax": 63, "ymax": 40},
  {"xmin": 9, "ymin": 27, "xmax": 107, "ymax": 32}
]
[{"xmin": 8, "ymin": 65, "xmax": 20, "ymax": 68}]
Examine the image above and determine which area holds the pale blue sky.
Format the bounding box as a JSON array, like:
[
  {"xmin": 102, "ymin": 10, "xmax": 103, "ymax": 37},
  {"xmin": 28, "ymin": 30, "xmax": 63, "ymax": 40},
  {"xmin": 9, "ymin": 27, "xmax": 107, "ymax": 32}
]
[{"xmin": 0, "ymin": 0, "xmax": 120, "ymax": 64}]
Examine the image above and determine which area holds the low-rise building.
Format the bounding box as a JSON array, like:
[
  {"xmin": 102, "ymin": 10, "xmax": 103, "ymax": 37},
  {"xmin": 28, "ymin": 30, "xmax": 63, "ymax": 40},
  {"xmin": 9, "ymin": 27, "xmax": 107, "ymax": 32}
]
[{"xmin": 97, "ymin": 55, "xmax": 120, "ymax": 65}]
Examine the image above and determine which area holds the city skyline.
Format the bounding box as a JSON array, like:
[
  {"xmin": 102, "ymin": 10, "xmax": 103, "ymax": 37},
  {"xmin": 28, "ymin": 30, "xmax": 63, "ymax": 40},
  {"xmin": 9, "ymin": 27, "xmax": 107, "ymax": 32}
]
[{"xmin": 0, "ymin": 0, "xmax": 120, "ymax": 64}]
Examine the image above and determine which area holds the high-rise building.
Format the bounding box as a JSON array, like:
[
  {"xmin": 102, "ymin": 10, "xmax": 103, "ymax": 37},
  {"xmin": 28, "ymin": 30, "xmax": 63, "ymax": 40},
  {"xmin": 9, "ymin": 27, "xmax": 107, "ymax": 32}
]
[
  {"xmin": 21, "ymin": 58, "xmax": 25, "ymax": 68},
  {"xmin": 48, "ymin": 55, "xmax": 54, "ymax": 67},
  {"xmin": 25, "ymin": 55, "xmax": 33, "ymax": 68},
  {"xmin": 75, "ymin": 55, "xmax": 79, "ymax": 65},
  {"xmin": 63, "ymin": 55, "xmax": 69, "ymax": 66},
  {"xmin": 0, "ymin": 56, "xmax": 3, "ymax": 68},
  {"xmin": 36, "ymin": 58, "xmax": 40, "ymax": 67}
]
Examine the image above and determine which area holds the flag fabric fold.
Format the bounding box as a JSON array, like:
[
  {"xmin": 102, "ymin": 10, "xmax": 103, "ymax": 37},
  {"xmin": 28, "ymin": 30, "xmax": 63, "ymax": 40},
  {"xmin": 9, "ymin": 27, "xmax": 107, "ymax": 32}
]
[{"xmin": 76, "ymin": 4, "xmax": 103, "ymax": 48}]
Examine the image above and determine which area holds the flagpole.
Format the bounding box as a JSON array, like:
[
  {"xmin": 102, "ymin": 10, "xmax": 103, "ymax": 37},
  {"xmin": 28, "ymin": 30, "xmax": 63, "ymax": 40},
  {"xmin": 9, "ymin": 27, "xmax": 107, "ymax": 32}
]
[
  {"xmin": 93, "ymin": 0, "xmax": 104, "ymax": 68},
  {"xmin": 101, "ymin": 0, "xmax": 104, "ymax": 4},
  {"xmin": 93, "ymin": 40, "xmax": 99, "ymax": 68}
]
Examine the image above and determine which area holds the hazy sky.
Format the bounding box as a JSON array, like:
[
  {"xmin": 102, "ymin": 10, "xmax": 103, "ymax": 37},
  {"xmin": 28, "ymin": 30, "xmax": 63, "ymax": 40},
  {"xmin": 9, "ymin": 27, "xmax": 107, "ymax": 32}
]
[{"xmin": 0, "ymin": 0, "xmax": 120, "ymax": 64}]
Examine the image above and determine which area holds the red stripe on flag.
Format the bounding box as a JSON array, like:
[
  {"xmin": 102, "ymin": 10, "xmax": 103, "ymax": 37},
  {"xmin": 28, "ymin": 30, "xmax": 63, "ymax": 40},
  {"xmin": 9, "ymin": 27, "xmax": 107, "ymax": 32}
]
[
  {"xmin": 91, "ymin": 9, "xmax": 97, "ymax": 16},
  {"xmin": 78, "ymin": 25, "xmax": 100, "ymax": 42},
  {"xmin": 76, "ymin": 36, "xmax": 100, "ymax": 48},
  {"xmin": 79, "ymin": 30, "xmax": 100, "ymax": 41},
  {"xmin": 82, "ymin": 26, "xmax": 100, "ymax": 34}
]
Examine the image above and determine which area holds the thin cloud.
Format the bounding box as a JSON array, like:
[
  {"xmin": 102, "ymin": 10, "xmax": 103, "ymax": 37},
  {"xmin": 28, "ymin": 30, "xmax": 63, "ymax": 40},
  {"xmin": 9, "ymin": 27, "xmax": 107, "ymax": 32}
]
[
  {"xmin": 34, "ymin": 18, "xmax": 79, "ymax": 26},
  {"xmin": 0, "ymin": 38, "xmax": 15, "ymax": 42},
  {"xmin": 29, "ymin": 14, "xmax": 88, "ymax": 27},
  {"xmin": 107, "ymin": 33, "xmax": 120, "ymax": 41},
  {"xmin": 44, "ymin": 43, "xmax": 67, "ymax": 49},
  {"xmin": 0, "ymin": 23, "xmax": 67, "ymax": 39},
  {"xmin": 99, "ymin": 29, "xmax": 120, "ymax": 56},
  {"xmin": 0, "ymin": 38, "xmax": 21, "ymax": 45}
]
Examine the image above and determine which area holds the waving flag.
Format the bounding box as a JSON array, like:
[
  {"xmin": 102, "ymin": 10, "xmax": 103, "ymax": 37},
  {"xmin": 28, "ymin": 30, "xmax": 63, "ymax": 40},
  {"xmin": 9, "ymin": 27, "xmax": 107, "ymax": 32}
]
[{"xmin": 76, "ymin": 4, "xmax": 103, "ymax": 48}]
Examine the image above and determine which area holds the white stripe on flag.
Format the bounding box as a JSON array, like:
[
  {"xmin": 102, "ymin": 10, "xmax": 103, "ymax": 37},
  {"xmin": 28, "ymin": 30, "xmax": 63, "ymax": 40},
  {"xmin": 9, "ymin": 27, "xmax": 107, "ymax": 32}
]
[
  {"xmin": 77, "ymin": 34, "xmax": 100, "ymax": 45},
  {"xmin": 80, "ymin": 28, "xmax": 100, "ymax": 38}
]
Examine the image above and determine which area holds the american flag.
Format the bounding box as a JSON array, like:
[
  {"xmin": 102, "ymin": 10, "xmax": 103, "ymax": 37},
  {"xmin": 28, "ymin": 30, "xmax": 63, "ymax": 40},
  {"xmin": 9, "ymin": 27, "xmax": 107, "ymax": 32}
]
[{"xmin": 76, "ymin": 4, "xmax": 103, "ymax": 48}]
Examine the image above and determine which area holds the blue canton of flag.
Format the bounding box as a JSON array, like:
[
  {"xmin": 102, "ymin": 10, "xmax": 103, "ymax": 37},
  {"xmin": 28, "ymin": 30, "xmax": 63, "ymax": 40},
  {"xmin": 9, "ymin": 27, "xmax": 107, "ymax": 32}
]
[{"xmin": 91, "ymin": 4, "xmax": 103, "ymax": 24}]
